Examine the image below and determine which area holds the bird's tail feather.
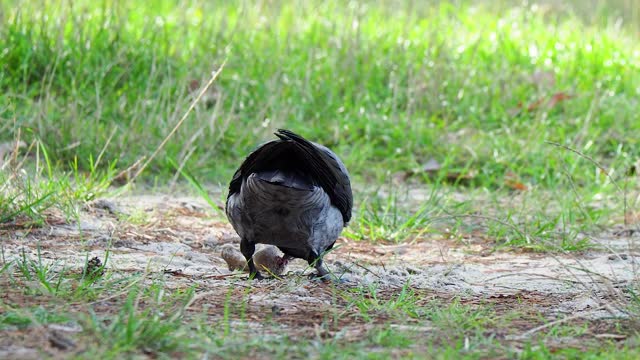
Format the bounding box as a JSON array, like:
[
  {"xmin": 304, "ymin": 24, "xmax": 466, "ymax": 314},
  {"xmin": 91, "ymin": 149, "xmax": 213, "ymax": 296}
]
[{"xmin": 254, "ymin": 169, "xmax": 314, "ymax": 190}]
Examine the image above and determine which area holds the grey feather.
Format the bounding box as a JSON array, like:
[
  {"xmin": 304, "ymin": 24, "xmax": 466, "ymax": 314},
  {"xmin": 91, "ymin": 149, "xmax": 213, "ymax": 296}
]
[{"xmin": 225, "ymin": 129, "xmax": 353, "ymax": 280}]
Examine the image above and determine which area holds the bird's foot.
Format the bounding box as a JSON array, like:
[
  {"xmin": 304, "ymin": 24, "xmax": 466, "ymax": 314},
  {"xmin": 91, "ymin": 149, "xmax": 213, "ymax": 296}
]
[
  {"xmin": 307, "ymin": 271, "xmax": 344, "ymax": 284},
  {"xmin": 249, "ymin": 271, "xmax": 264, "ymax": 280}
]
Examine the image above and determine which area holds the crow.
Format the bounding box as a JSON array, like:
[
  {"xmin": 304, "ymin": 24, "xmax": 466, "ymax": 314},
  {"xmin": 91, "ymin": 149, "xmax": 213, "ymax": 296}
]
[{"xmin": 225, "ymin": 129, "xmax": 353, "ymax": 280}]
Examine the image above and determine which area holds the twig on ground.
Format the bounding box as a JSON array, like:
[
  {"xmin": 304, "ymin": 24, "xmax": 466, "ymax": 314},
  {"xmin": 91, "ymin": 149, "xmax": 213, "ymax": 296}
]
[
  {"xmin": 352, "ymin": 261, "xmax": 383, "ymax": 279},
  {"xmin": 481, "ymin": 272, "xmax": 583, "ymax": 284},
  {"xmin": 513, "ymin": 305, "xmax": 607, "ymax": 339}
]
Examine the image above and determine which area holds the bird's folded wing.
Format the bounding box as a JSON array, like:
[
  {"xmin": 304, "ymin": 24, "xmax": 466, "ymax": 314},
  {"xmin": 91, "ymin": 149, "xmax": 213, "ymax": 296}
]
[{"xmin": 274, "ymin": 129, "xmax": 353, "ymax": 223}]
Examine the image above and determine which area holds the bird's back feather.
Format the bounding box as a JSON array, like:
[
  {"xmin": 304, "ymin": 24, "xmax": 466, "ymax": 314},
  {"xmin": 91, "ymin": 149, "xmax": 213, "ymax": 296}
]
[{"xmin": 226, "ymin": 129, "xmax": 353, "ymax": 224}]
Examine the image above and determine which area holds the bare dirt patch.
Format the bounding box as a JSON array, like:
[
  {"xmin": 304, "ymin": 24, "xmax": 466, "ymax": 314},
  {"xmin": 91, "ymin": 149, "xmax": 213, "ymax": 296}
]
[{"xmin": 1, "ymin": 194, "xmax": 638, "ymax": 357}]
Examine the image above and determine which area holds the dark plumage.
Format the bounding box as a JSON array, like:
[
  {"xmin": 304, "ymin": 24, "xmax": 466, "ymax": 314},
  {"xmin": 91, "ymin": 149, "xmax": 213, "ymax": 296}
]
[{"xmin": 225, "ymin": 129, "xmax": 353, "ymax": 280}]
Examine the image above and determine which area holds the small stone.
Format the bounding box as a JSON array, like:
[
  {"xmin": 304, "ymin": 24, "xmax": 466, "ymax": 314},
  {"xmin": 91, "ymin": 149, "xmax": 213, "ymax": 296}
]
[
  {"xmin": 113, "ymin": 239, "xmax": 134, "ymax": 248},
  {"xmin": 0, "ymin": 347, "xmax": 39, "ymax": 360},
  {"xmin": 49, "ymin": 330, "xmax": 76, "ymax": 350},
  {"xmin": 607, "ymin": 253, "xmax": 629, "ymax": 261},
  {"xmin": 219, "ymin": 244, "xmax": 288, "ymax": 276},
  {"xmin": 203, "ymin": 234, "xmax": 219, "ymax": 248},
  {"xmin": 220, "ymin": 244, "xmax": 246, "ymax": 271},
  {"xmin": 220, "ymin": 232, "xmax": 241, "ymax": 243},
  {"xmin": 253, "ymin": 246, "xmax": 288, "ymax": 276},
  {"xmin": 84, "ymin": 199, "xmax": 121, "ymax": 215}
]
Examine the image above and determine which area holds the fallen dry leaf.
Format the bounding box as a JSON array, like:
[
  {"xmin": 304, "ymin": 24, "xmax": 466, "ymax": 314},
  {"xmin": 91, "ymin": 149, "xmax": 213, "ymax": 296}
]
[
  {"xmin": 526, "ymin": 97, "xmax": 547, "ymax": 111},
  {"xmin": 505, "ymin": 172, "xmax": 528, "ymax": 191},
  {"xmin": 509, "ymin": 92, "xmax": 574, "ymax": 116},
  {"xmin": 527, "ymin": 92, "xmax": 573, "ymax": 111},
  {"xmin": 547, "ymin": 92, "xmax": 573, "ymax": 108},
  {"xmin": 506, "ymin": 180, "xmax": 528, "ymax": 191},
  {"xmin": 504, "ymin": 171, "xmax": 529, "ymax": 191}
]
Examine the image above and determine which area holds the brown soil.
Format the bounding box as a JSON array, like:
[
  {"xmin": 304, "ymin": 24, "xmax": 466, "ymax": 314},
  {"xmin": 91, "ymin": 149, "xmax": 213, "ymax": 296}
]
[{"xmin": 1, "ymin": 194, "xmax": 638, "ymax": 357}]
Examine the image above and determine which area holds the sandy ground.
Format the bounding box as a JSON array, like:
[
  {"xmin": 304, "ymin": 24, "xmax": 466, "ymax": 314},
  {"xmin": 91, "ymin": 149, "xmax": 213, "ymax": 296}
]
[{"xmin": 1, "ymin": 194, "xmax": 638, "ymax": 357}]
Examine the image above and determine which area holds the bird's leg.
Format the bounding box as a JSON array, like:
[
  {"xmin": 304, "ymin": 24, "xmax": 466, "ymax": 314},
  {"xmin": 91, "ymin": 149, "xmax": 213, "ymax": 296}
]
[
  {"xmin": 314, "ymin": 259, "xmax": 330, "ymax": 280},
  {"xmin": 307, "ymin": 252, "xmax": 331, "ymax": 282},
  {"xmin": 240, "ymin": 238, "xmax": 263, "ymax": 280}
]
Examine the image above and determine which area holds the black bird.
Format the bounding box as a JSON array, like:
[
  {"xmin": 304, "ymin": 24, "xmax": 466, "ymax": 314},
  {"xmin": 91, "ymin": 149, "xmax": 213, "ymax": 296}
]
[{"xmin": 225, "ymin": 129, "xmax": 353, "ymax": 280}]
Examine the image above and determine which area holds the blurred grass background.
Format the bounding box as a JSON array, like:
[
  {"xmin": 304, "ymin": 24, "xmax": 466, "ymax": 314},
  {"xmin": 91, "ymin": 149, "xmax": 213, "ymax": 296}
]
[{"xmin": 1, "ymin": 0, "xmax": 639, "ymax": 190}]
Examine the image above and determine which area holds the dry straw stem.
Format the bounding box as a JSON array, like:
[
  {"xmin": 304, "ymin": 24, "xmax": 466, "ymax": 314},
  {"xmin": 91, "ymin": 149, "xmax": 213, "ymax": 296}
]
[
  {"xmin": 545, "ymin": 141, "xmax": 638, "ymax": 317},
  {"xmin": 511, "ymin": 305, "xmax": 608, "ymax": 340},
  {"xmin": 545, "ymin": 140, "xmax": 629, "ymax": 226},
  {"xmin": 127, "ymin": 61, "xmax": 228, "ymax": 184}
]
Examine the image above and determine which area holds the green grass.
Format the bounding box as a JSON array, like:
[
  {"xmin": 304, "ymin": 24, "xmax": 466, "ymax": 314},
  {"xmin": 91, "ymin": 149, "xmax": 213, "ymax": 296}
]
[
  {"xmin": 1, "ymin": 256, "xmax": 636, "ymax": 358},
  {"xmin": 0, "ymin": 306, "xmax": 70, "ymax": 330},
  {"xmin": 1, "ymin": 0, "xmax": 639, "ymax": 185},
  {"xmin": 2, "ymin": 0, "xmax": 638, "ymax": 249},
  {"xmin": 0, "ymin": 138, "xmax": 117, "ymax": 226}
]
